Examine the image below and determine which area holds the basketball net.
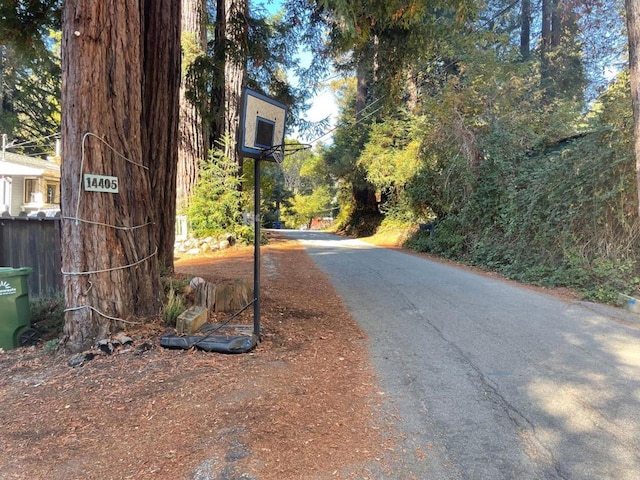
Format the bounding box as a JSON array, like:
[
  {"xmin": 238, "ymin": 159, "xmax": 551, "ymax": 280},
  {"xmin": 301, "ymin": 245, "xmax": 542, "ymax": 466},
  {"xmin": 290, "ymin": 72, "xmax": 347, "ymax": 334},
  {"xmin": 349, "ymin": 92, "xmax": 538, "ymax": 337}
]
[{"xmin": 271, "ymin": 145, "xmax": 284, "ymax": 165}]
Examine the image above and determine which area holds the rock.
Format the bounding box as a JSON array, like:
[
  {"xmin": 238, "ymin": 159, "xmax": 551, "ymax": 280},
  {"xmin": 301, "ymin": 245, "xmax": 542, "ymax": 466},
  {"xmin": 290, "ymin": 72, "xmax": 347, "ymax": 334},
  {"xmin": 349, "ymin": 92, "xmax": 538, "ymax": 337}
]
[
  {"xmin": 114, "ymin": 333, "xmax": 133, "ymax": 345},
  {"xmin": 134, "ymin": 342, "xmax": 153, "ymax": 355},
  {"xmin": 219, "ymin": 240, "xmax": 230, "ymax": 250},
  {"xmin": 186, "ymin": 247, "xmax": 201, "ymax": 255},
  {"xmin": 68, "ymin": 352, "xmax": 95, "ymax": 368},
  {"xmin": 97, "ymin": 339, "xmax": 114, "ymax": 355}
]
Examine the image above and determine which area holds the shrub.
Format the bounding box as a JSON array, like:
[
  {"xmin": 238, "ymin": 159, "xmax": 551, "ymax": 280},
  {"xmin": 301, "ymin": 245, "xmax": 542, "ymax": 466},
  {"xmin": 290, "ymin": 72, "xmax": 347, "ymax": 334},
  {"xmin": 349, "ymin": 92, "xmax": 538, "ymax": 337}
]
[
  {"xmin": 163, "ymin": 288, "xmax": 185, "ymax": 327},
  {"xmin": 30, "ymin": 293, "xmax": 65, "ymax": 340}
]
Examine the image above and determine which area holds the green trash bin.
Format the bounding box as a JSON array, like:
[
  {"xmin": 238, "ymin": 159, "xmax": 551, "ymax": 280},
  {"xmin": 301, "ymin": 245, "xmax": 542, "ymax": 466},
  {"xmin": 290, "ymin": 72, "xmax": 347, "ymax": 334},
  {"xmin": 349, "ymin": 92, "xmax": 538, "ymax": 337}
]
[{"xmin": 0, "ymin": 267, "xmax": 33, "ymax": 351}]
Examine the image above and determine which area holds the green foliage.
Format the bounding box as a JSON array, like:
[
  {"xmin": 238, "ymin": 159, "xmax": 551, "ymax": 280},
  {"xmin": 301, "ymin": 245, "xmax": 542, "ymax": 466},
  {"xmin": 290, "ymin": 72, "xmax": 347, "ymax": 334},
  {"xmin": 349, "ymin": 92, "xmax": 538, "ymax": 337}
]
[
  {"xmin": 405, "ymin": 70, "xmax": 640, "ymax": 303},
  {"xmin": 44, "ymin": 338, "xmax": 59, "ymax": 352},
  {"xmin": 283, "ymin": 185, "xmax": 335, "ymax": 229},
  {"xmin": 357, "ymin": 113, "xmax": 423, "ymax": 219},
  {"xmin": 309, "ymin": 0, "xmax": 633, "ymax": 305},
  {"xmin": 405, "ymin": 216, "xmax": 467, "ymax": 259},
  {"xmin": 163, "ymin": 288, "xmax": 185, "ymax": 327},
  {"xmin": 160, "ymin": 275, "xmax": 189, "ymax": 327},
  {"xmin": 30, "ymin": 293, "xmax": 64, "ymax": 340},
  {"xmin": 187, "ymin": 145, "xmax": 242, "ymax": 237},
  {"xmin": 0, "ymin": 0, "xmax": 61, "ymax": 147}
]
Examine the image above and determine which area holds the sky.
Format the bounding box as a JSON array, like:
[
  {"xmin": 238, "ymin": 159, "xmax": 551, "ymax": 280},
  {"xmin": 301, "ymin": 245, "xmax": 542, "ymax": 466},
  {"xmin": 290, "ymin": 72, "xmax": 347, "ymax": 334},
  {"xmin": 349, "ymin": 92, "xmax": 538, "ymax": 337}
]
[{"xmin": 254, "ymin": 0, "xmax": 339, "ymax": 145}]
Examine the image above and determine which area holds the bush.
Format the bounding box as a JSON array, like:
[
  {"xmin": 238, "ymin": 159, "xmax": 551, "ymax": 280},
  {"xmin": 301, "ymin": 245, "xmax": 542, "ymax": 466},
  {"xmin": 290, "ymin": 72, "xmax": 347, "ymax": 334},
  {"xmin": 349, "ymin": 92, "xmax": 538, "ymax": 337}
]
[
  {"xmin": 163, "ymin": 288, "xmax": 186, "ymax": 327},
  {"xmin": 187, "ymin": 145, "xmax": 242, "ymax": 238},
  {"xmin": 404, "ymin": 216, "xmax": 466, "ymax": 259},
  {"xmin": 30, "ymin": 294, "xmax": 65, "ymax": 341}
]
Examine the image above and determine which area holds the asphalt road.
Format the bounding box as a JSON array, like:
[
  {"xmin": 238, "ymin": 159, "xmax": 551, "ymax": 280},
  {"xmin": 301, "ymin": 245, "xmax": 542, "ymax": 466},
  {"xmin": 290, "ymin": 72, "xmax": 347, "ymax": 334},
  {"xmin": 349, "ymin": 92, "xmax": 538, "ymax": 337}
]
[{"xmin": 280, "ymin": 230, "xmax": 640, "ymax": 480}]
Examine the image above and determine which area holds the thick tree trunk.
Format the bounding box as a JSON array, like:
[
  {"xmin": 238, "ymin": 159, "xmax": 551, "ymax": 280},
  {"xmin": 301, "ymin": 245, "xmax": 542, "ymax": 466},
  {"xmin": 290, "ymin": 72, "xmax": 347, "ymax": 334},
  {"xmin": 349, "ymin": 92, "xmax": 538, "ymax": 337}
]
[
  {"xmin": 551, "ymin": 0, "xmax": 562, "ymax": 48},
  {"xmin": 61, "ymin": 0, "xmax": 162, "ymax": 352},
  {"xmin": 356, "ymin": 57, "xmax": 368, "ymax": 122},
  {"xmin": 214, "ymin": 0, "xmax": 247, "ymax": 169},
  {"xmin": 177, "ymin": 0, "xmax": 208, "ymax": 212},
  {"xmin": 405, "ymin": 69, "xmax": 419, "ymax": 113},
  {"xmin": 540, "ymin": 0, "xmax": 553, "ymax": 98},
  {"xmin": 0, "ymin": 46, "xmax": 15, "ymax": 123},
  {"xmin": 353, "ymin": 45, "xmax": 379, "ymax": 217},
  {"xmin": 143, "ymin": 0, "xmax": 181, "ymax": 273},
  {"xmin": 520, "ymin": 0, "xmax": 530, "ymax": 60},
  {"xmin": 626, "ymin": 0, "xmax": 640, "ymax": 219}
]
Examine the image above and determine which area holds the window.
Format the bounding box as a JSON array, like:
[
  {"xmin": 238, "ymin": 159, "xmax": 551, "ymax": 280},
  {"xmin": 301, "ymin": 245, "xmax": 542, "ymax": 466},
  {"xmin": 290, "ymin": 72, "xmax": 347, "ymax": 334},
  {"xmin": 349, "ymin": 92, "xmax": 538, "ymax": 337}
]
[
  {"xmin": 254, "ymin": 117, "xmax": 275, "ymax": 148},
  {"xmin": 24, "ymin": 178, "xmax": 39, "ymax": 204},
  {"xmin": 46, "ymin": 182, "xmax": 59, "ymax": 204}
]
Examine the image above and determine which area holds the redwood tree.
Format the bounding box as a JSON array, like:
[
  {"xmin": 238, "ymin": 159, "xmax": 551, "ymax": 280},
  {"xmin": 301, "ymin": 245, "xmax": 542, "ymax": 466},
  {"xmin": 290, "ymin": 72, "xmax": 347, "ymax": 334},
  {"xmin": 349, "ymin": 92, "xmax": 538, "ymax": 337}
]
[
  {"xmin": 143, "ymin": 0, "xmax": 182, "ymax": 272},
  {"xmin": 627, "ymin": 0, "xmax": 640, "ymax": 218},
  {"xmin": 213, "ymin": 0, "xmax": 248, "ymax": 167},
  {"xmin": 177, "ymin": 0, "xmax": 208, "ymax": 212},
  {"xmin": 61, "ymin": 1, "xmax": 175, "ymax": 352}
]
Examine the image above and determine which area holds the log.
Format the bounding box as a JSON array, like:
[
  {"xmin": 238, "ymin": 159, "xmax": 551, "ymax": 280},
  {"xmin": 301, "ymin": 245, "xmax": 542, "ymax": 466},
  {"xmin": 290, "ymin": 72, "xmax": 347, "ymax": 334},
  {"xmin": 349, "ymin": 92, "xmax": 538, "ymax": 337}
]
[
  {"xmin": 195, "ymin": 279, "xmax": 252, "ymax": 312},
  {"xmin": 194, "ymin": 282, "xmax": 216, "ymax": 309}
]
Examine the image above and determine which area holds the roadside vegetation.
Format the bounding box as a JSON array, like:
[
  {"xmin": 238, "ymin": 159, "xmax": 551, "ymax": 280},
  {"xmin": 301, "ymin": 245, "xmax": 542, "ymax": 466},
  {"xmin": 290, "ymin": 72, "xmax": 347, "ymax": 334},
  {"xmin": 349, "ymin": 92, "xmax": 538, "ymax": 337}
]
[{"xmin": 312, "ymin": 3, "xmax": 638, "ymax": 304}]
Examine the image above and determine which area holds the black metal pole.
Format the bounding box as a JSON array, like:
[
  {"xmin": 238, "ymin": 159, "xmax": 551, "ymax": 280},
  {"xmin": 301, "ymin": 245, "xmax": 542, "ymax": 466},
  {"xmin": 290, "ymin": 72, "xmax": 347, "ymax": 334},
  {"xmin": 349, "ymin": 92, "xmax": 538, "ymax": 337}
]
[{"xmin": 253, "ymin": 157, "xmax": 261, "ymax": 339}]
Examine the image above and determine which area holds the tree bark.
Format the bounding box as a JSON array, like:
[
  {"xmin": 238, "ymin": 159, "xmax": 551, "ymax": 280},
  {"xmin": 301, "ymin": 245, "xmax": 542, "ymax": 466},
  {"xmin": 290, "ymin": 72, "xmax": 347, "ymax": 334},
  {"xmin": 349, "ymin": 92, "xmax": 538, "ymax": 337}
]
[
  {"xmin": 143, "ymin": 0, "xmax": 181, "ymax": 273},
  {"xmin": 213, "ymin": 0, "xmax": 247, "ymax": 169},
  {"xmin": 626, "ymin": 0, "xmax": 640, "ymax": 218},
  {"xmin": 61, "ymin": 0, "xmax": 162, "ymax": 352},
  {"xmin": 177, "ymin": 0, "xmax": 208, "ymax": 213},
  {"xmin": 540, "ymin": 0, "xmax": 553, "ymax": 98},
  {"xmin": 520, "ymin": 0, "xmax": 530, "ymax": 60},
  {"xmin": 355, "ymin": 51, "xmax": 368, "ymax": 122}
]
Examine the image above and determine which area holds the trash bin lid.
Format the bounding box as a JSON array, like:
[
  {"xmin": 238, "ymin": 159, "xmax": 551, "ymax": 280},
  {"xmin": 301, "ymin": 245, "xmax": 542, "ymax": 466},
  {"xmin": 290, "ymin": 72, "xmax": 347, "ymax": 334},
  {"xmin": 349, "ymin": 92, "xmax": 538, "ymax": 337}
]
[{"xmin": 0, "ymin": 267, "xmax": 33, "ymax": 277}]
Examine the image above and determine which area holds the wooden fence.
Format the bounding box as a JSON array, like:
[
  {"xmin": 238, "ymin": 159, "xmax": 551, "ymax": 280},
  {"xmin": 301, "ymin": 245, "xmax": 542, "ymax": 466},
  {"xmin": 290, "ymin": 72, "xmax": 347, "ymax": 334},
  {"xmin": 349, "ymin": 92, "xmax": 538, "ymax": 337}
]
[{"xmin": 0, "ymin": 215, "xmax": 62, "ymax": 297}]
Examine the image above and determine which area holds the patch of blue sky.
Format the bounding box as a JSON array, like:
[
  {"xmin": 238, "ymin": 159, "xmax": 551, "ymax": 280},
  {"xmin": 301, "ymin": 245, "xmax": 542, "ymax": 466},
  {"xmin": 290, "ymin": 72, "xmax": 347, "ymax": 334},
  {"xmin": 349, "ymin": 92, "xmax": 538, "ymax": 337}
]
[{"xmin": 252, "ymin": 0, "xmax": 340, "ymax": 145}]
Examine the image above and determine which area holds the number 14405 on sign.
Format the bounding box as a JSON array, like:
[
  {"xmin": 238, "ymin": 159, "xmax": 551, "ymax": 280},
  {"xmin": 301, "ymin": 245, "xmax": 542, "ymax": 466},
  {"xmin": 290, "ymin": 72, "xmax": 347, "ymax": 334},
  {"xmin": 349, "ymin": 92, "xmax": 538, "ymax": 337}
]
[{"xmin": 83, "ymin": 174, "xmax": 119, "ymax": 193}]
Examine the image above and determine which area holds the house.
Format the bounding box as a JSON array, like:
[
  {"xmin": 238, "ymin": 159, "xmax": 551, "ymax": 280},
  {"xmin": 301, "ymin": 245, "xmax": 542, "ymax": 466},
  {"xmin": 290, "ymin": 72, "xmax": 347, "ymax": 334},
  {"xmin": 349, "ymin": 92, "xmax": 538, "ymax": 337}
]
[{"xmin": 0, "ymin": 150, "xmax": 61, "ymax": 216}]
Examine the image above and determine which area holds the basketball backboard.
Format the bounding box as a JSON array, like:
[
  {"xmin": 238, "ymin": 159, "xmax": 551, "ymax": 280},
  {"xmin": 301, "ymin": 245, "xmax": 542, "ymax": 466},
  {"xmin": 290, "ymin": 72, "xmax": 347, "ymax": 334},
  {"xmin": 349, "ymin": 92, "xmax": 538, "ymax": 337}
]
[{"xmin": 239, "ymin": 89, "xmax": 287, "ymax": 160}]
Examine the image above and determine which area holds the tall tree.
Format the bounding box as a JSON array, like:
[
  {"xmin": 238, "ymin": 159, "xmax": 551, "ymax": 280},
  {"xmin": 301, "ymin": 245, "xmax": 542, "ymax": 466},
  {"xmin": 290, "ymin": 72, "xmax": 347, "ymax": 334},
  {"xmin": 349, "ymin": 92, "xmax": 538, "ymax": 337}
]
[
  {"xmin": 520, "ymin": 0, "xmax": 531, "ymax": 59},
  {"xmin": 177, "ymin": 0, "xmax": 208, "ymax": 212},
  {"xmin": 626, "ymin": 0, "xmax": 640, "ymax": 218},
  {"xmin": 0, "ymin": 1, "xmax": 61, "ymax": 148},
  {"xmin": 61, "ymin": 0, "xmax": 175, "ymax": 352},
  {"xmin": 540, "ymin": 0, "xmax": 586, "ymax": 103},
  {"xmin": 213, "ymin": 0, "xmax": 248, "ymax": 167},
  {"xmin": 540, "ymin": 0, "xmax": 554, "ymax": 97},
  {"xmin": 143, "ymin": 0, "xmax": 182, "ymax": 272}
]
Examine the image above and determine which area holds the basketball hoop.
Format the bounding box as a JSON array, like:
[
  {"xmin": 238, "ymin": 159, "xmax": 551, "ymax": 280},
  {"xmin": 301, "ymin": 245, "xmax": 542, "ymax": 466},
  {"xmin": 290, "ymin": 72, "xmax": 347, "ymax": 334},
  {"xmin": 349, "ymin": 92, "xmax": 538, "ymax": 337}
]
[
  {"xmin": 259, "ymin": 143, "xmax": 311, "ymax": 164},
  {"xmin": 271, "ymin": 145, "xmax": 284, "ymax": 165}
]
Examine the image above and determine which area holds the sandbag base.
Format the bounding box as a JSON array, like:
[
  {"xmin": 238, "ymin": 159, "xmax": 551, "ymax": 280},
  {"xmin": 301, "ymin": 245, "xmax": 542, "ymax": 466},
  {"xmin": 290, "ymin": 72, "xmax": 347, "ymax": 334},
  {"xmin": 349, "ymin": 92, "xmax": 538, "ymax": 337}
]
[{"xmin": 160, "ymin": 333, "xmax": 257, "ymax": 354}]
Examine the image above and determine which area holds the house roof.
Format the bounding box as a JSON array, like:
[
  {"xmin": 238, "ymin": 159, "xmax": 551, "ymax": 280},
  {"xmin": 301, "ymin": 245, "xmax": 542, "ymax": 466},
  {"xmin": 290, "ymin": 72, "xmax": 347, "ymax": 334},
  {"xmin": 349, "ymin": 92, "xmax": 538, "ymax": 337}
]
[{"xmin": 0, "ymin": 151, "xmax": 60, "ymax": 178}]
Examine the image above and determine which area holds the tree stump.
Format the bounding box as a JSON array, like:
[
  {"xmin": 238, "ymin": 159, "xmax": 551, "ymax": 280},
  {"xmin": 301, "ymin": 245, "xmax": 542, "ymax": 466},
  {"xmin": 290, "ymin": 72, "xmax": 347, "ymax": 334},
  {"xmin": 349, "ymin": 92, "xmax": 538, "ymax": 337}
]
[{"xmin": 195, "ymin": 279, "xmax": 252, "ymax": 312}]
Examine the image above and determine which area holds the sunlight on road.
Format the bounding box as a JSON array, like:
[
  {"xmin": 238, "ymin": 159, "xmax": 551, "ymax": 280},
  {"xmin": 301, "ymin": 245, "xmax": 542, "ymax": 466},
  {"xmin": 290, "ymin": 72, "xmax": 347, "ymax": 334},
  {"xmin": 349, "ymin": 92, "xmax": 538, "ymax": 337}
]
[{"xmin": 603, "ymin": 336, "xmax": 640, "ymax": 370}]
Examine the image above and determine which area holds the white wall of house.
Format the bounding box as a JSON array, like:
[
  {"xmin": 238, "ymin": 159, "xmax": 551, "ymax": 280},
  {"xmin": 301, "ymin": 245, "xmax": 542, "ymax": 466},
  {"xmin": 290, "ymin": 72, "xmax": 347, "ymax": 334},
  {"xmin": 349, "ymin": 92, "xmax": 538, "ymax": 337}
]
[
  {"xmin": 1, "ymin": 177, "xmax": 11, "ymax": 213},
  {"xmin": 10, "ymin": 177, "xmax": 25, "ymax": 216},
  {"xmin": 0, "ymin": 151, "xmax": 61, "ymax": 216}
]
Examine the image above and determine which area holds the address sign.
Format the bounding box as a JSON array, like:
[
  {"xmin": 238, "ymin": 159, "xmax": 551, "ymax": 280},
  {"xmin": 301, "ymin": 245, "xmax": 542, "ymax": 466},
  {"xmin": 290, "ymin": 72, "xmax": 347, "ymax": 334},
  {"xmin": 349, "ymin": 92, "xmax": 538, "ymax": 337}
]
[{"xmin": 83, "ymin": 174, "xmax": 119, "ymax": 193}]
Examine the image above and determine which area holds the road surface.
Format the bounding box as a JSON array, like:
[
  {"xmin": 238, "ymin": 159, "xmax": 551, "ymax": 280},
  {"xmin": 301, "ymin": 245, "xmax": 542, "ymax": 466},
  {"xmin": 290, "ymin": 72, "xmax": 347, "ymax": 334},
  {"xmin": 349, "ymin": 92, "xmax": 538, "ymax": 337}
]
[{"xmin": 280, "ymin": 230, "xmax": 640, "ymax": 480}]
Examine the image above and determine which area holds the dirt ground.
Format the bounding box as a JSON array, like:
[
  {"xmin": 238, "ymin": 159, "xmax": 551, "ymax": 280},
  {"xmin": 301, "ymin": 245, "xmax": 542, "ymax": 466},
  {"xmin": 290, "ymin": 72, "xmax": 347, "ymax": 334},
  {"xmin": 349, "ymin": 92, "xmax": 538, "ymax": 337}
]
[{"xmin": 0, "ymin": 232, "xmax": 402, "ymax": 480}]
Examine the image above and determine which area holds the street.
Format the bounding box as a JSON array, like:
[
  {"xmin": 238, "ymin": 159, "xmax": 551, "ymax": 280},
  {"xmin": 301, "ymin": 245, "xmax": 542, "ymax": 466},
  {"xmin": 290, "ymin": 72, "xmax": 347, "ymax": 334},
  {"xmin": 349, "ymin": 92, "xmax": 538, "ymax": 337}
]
[{"xmin": 282, "ymin": 230, "xmax": 640, "ymax": 480}]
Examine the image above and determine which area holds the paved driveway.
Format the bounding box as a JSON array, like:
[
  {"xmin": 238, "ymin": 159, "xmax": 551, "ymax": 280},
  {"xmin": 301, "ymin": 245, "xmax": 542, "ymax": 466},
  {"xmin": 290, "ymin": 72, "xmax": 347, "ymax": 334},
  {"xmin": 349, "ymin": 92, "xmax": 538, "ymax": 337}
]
[{"xmin": 283, "ymin": 230, "xmax": 640, "ymax": 480}]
